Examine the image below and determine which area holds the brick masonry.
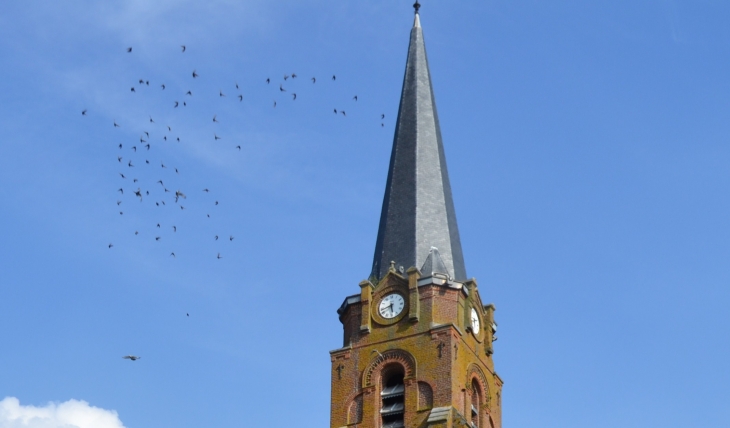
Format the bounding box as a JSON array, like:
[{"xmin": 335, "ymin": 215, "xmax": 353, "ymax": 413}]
[{"xmin": 330, "ymin": 267, "xmax": 502, "ymax": 428}]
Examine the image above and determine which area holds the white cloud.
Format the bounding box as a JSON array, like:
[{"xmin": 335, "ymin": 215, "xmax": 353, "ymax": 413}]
[{"xmin": 0, "ymin": 397, "xmax": 125, "ymax": 428}]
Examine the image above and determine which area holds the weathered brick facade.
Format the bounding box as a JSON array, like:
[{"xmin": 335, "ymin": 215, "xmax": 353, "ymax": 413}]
[{"xmin": 330, "ymin": 268, "xmax": 502, "ymax": 428}]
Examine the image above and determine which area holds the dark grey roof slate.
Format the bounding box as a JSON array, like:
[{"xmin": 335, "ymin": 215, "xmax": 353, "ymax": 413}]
[{"xmin": 371, "ymin": 13, "xmax": 467, "ymax": 281}]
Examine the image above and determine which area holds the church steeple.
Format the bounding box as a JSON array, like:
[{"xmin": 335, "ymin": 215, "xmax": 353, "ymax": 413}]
[
  {"xmin": 330, "ymin": 9, "xmax": 502, "ymax": 428},
  {"xmin": 371, "ymin": 8, "xmax": 466, "ymax": 281}
]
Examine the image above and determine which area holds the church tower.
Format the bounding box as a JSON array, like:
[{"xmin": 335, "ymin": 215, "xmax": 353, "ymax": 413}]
[{"xmin": 330, "ymin": 4, "xmax": 502, "ymax": 428}]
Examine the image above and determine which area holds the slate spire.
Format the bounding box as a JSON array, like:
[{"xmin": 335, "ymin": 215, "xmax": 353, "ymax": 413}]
[{"xmin": 371, "ymin": 9, "xmax": 467, "ymax": 281}]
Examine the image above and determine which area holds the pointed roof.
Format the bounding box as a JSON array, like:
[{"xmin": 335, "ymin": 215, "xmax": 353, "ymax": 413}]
[{"xmin": 371, "ymin": 10, "xmax": 467, "ymax": 281}]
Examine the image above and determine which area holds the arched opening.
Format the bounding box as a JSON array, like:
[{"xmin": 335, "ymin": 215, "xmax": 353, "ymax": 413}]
[
  {"xmin": 381, "ymin": 365, "xmax": 405, "ymax": 428},
  {"xmin": 470, "ymin": 379, "xmax": 482, "ymax": 428}
]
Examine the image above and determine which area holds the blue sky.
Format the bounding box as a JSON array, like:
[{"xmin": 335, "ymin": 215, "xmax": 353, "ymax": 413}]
[{"xmin": 1, "ymin": 1, "xmax": 729, "ymax": 427}]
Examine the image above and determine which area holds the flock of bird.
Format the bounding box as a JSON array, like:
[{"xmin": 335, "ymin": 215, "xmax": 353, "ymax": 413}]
[{"xmin": 81, "ymin": 45, "xmax": 387, "ymax": 361}]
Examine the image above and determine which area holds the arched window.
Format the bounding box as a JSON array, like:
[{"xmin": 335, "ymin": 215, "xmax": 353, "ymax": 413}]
[
  {"xmin": 381, "ymin": 366, "xmax": 405, "ymax": 428},
  {"xmin": 470, "ymin": 380, "xmax": 482, "ymax": 428}
]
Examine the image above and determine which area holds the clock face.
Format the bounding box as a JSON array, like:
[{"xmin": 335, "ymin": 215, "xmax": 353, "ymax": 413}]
[
  {"xmin": 379, "ymin": 293, "xmax": 405, "ymax": 319},
  {"xmin": 470, "ymin": 308, "xmax": 481, "ymax": 333}
]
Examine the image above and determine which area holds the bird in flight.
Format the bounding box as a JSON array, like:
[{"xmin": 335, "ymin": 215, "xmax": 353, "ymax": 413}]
[
  {"xmin": 82, "ymin": 109, "xmax": 87, "ymax": 116},
  {"xmin": 122, "ymin": 355, "xmax": 140, "ymax": 361},
  {"xmin": 291, "ymin": 73, "xmax": 297, "ymax": 79},
  {"xmin": 108, "ymin": 243, "xmax": 113, "ymax": 248},
  {"xmin": 138, "ymin": 79, "xmax": 144, "ymax": 84},
  {"xmin": 155, "ymin": 237, "xmax": 161, "ymax": 241},
  {"xmin": 311, "ymin": 77, "xmax": 316, "ymax": 83},
  {"xmin": 131, "ymin": 87, "xmax": 136, "ymax": 92},
  {"xmin": 381, "ymin": 114, "xmax": 385, "ymax": 119},
  {"xmin": 229, "ymin": 236, "xmax": 234, "ymax": 241},
  {"xmin": 126, "ymin": 47, "xmax": 132, "ymax": 53},
  {"xmin": 149, "ymin": 116, "xmax": 154, "ymax": 123},
  {"xmin": 279, "ymin": 84, "xmax": 286, "ymax": 92},
  {"xmin": 171, "ymin": 252, "xmax": 176, "ymax": 258},
  {"xmin": 219, "ymin": 90, "xmax": 225, "ymax": 97},
  {"xmin": 353, "ymin": 95, "xmax": 358, "ymax": 101},
  {"xmin": 173, "ymin": 226, "xmax": 177, "ymax": 232},
  {"xmin": 284, "ymin": 74, "xmax": 289, "ymax": 81},
  {"xmin": 174, "ymin": 101, "xmax": 179, "ymax": 108},
  {"xmin": 134, "ymin": 189, "xmax": 143, "ymax": 200},
  {"xmin": 192, "ymin": 70, "xmax": 198, "ymax": 78},
  {"xmin": 161, "ymin": 84, "xmax": 166, "ymax": 90},
  {"xmin": 273, "ymin": 101, "xmax": 277, "ymax": 108},
  {"xmin": 119, "ymin": 173, "xmax": 126, "ymax": 179},
  {"xmin": 292, "ymin": 93, "xmax": 297, "ymax": 100},
  {"xmin": 118, "ymin": 188, "xmax": 123, "ymax": 194},
  {"xmin": 215, "ymin": 235, "xmax": 219, "ymax": 240},
  {"xmin": 334, "ymin": 109, "xmax": 337, "ymax": 114},
  {"xmin": 186, "ymin": 90, "xmax": 192, "ymax": 96},
  {"xmin": 341, "ymin": 111, "xmax": 346, "ymax": 116},
  {"xmin": 114, "ymin": 121, "xmax": 120, "ymax": 127},
  {"xmin": 181, "ymin": 45, "xmax": 186, "ymax": 52},
  {"xmin": 214, "ymin": 134, "xmax": 221, "ymax": 140},
  {"xmin": 217, "ymin": 253, "xmax": 222, "ymax": 259},
  {"xmin": 156, "ymin": 223, "xmax": 161, "ymax": 228},
  {"xmin": 213, "ymin": 115, "xmax": 218, "ymax": 123},
  {"xmin": 203, "ymin": 188, "xmax": 210, "ymax": 193},
  {"xmin": 332, "ymin": 75, "xmax": 336, "ymax": 81},
  {"xmin": 118, "ymin": 156, "xmax": 122, "ymax": 163},
  {"xmin": 266, "ymin": 78, "xmax": 270, "ymax": 84},
  {"xmin": 235, "ymin": 82, "xmax": 239, "ymax": 89},
  {"xmin": 238, "ymin": 95, "xmax": 243, "ymax": 102},
  {"xmin": 236, "ymin": 145, "xmax": 241, "ymax": 151}
]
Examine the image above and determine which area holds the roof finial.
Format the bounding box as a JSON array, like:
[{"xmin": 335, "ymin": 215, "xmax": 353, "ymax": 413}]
[{"xmin": 413, "ymin": 1, "xmax": 421, "ymax": 14}]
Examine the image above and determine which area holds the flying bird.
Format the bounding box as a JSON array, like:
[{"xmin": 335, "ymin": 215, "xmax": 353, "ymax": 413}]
[
  {"xmin": 284, "ymin": 74, "xmax": 289, "ymax": 80},
  {"xmin": 81, "ymin": 109, "xmax": 87, "ymax": 116},
  {"xmin": 214, "ymin": 134, "xmax": 221, "ymax": 140},
  {"xmin": 174, "ymin": 101, "xmax": 179, "ymax": 108},
  {"xmin": 353, "ymin": 95, "xmax": 358, "ymax": 101},
  {"xmin": 181, "ymin": 45, "xmax": 186, "ymax": 52},
  {"xmin": 126, "ymin": 47, "xmax": 132, "ymax": 53},
  {"xmin": 149, "ymin": 116, "xmax": 154, "ymax": 123},
  {"xmin": 114, "ymin": 121, "xmax": 120, "ymax": 127},
  {"xmin": 155, "ymin": 237, "xmax": 161, "ymax": 241},
  {"xmin": 381, "ymin": 114, "xmax": 385, "ymax": 119},
  {"xmin": 217, "ymin": 253, "xmax": 222, "ymax": 259},
  {"xmin": 215, "ymin": 235, "xmax": 219, "ymax": 240},
  {"xmin": 279, "ymin": 84, "xmax": 286, "ymax": 92},
  {"xmin": 238, "ymin": 95, "xmax": 243, "ymax": 101},
  {"xmin": 122, "ymin": 355, "xmax": 140, "ymax": 361},
  {"xmin": 219, "ymin": 90, "xmax": 225, "ymax": 97},
  {"xmin": 229, "ymin": 236, "xmax": 234, "ymax": 241},
  {"xmin": 236, "ymin": 145, "xmax": 241, "ymax": 151},
  {"xmin": 273, "ymin": 101, "xmax": 277, "ymax": 107},
  {"xmin": 173, "ymin": 226, "xmax": 177, "ymax": 232},
  {"xmin": 212, "ymin": 115, "xmax": 218, "ymax": 123},
  {"xmin": 134, "ymin": 189, "xmax": 143, "ymax": 200},
  {"xmin": 118, "ymin": 156, "xmax": 122, "ymax": 163},
  {"xmin": 203, "ymin": 188, "xmax": 209, "ymax": 192},
  {"xmin": 119, "ymin": 173, "xmax": 125, "ymax": 179},
  {"xmin": 161, "ymin": 84, "xmax": 166, "ymax": 90},
  {"xmin": 186, "ymin": 91, "xmax": 192, "ymax": 96},
  {"xmin": 334, "ymin": 109, "xmax": 337, "ymax": 114},
  {"xmin": 131, "ymin": 87, "xmax": 135, "ymax": 92},
  {"xmin": 235, "ymin": 82, "xmax": 239, "ymax": 89},
  {"xmin": 108, "ymin": 243, "xmax": 113, "ymax": 248},
  {"xmin": 311, "ymin": 77, "xmax": 316, "ymax": 83},
  {"xmin": 341, "ymin": 111, "xmax": 346, "ymax": 116},
  {"xmin": 291, "ymin": 73, "xmax": 297, "ymax": 78},
  {"xmin": 266, "ymin": 78, "xmax": 270, "ymax": 84},
  {"xmin": 292, "ymin": 93, "xmax": 297, "ymax": 100},
  {"xmin": 171, "ymin": 252, "xmax": 176, "ymax": 258},
  {"xmin": 118, "ymin": 188, "xmax": 123, "ymax": 194},
  {"xmin": 332, "ymin": 75, "xmax": 336, "ymax": 81},
  {"xmin": 192, "ymin": 70, "xmax": 198, "ymax": 78}
]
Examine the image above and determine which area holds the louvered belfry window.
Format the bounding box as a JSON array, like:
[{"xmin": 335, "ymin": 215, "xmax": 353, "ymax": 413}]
[{"xmin": 381, "ymin": 370, "xmax": 405, "ymax": 428}]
